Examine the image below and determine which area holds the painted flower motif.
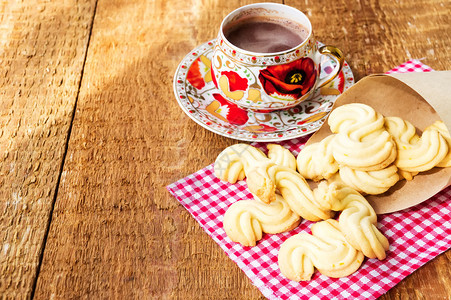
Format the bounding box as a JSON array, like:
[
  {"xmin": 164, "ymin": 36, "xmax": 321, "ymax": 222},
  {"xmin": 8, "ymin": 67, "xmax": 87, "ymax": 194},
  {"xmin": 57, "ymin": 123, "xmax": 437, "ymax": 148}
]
[
  {"xmin": 335, "ymin": 71, "xmax": 345, "ymax": 93},
  {"xmin": 296, "ymin": 111, "xmax": 328, "ymax": 125},
  {"xmin": 221, "ymin": 71, "xmax": 248, "ymax": 91},
  {"xmin": 320, "ymin": 70, "xmax": 345, "ymax": 96},
  {"xmin": 217, "ymin": 71, "xmax": 249, "ymax": 101},
  {"xmin": 244, "ymin": 124, "xmax": 278, "ymax": 133},
  {"xmin": 257, "ymin": 124, "xmax": 278, "ymax": 132},
  {"xmin": 187, "ymin": 55, "xmax": 212, "ymax": 90},
  {"xmin": 210, "ymin": 93, "xmax": 249, "ymax": 125},
  {"xmin": 211, "ymin": 66, "xmax": 218, "ymax": 89},
  {"xmin": 247, "ymin": 83, "xmax": 262, "ymax": 103},
  {"xmin": 258, "ymin": 57, "xmax": 317, "ymax": 100}
]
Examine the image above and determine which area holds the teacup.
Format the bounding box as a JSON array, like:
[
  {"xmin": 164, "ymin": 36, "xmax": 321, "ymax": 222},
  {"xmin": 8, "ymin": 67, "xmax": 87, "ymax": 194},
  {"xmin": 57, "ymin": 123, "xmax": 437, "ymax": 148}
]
[{"xmin": 211, "ymin": 3, "xmax": 344, "ymax": 112}]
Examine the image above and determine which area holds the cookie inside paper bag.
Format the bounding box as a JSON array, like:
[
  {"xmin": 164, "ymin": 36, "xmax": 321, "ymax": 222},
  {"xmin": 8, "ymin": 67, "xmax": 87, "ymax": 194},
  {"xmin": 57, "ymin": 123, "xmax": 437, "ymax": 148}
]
[{"xmin": 307, "ymin": 72, "xmax": 451, "ymax": 214}]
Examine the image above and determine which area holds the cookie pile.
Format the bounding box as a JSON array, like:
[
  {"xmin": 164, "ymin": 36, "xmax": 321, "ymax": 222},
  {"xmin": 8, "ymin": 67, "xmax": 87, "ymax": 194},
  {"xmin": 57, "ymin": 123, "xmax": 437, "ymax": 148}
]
[
  {"xmin": 297, "ymin": 103, "xmax": 451, "ymax": 193},
  {"xmin": 213, "ymin": 103, "xmax": 451, "ymax": 282}
]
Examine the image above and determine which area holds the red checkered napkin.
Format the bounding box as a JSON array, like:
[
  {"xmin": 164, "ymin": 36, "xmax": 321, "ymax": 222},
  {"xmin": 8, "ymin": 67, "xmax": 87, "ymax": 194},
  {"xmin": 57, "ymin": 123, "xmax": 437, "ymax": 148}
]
[
  {"xmin": 385, "ymin": 59, "xmax": 433, "ymax": 74},
  {"xmin": 167, "ymin": 60, "xmax": 450, "ymax": 300}
]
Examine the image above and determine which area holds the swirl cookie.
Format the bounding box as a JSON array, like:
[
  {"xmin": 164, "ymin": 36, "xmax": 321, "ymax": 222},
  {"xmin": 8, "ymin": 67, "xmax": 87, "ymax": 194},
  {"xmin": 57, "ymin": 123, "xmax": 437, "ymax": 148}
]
[
  {"xmin": 338, "ymin": 165, "xmax": 399, "ymax": 195},
  {"xmin": 278, "ymin": 219, "xmax": 364, "ymax": 281},
  {"xmin": 296, "ymin": 135, "xmax": 339, "ymax": 181},
  {"xmin": 223, "ymin": 194, "xmax": 301, "ymax": 247},
  {"xmin": 328, "ymin": 103, "xmax": 397, "ymax": 171},
  {"xmin": 214, "ymin": 143, "xmax": 267, "ymax": 183},
  {"xmin": 385, "ymin": 117, "xmax": 449, "ymax": 173},
  {"xmin": 328, "ymin": 183, "xmax": 389, "ymax": 260},
  {"xmin": 425, "ymin": 120, "xmax": 451, "ymax": 167},
  {"xmin": 246, "ymin": 162, "xmax": 334, "ymax": 221},
  {"xmin": 267, "ymin": 144, "xmax": 297, "ymax": 171},
  {"xmin": 214, "ymin": 144, "xmax": 296, "ymax": 184}
]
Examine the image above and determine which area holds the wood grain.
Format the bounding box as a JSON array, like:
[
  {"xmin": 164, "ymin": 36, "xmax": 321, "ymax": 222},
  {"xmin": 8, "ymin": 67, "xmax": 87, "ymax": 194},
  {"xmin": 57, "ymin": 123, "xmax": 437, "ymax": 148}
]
[
  {"xmin": 0, "ymin": 0, "xmax": 96, "ymax": 298},
  {"xmin": 285, "ymin": 0, "xmax": 451, "ymax": 80},
  {"xmin": 2, "ymin": 0, "xmax": 449, "ymax": 299},
  {"xmin": 34, "ymin": 0, "xmax": 262, "ymax": 299}
]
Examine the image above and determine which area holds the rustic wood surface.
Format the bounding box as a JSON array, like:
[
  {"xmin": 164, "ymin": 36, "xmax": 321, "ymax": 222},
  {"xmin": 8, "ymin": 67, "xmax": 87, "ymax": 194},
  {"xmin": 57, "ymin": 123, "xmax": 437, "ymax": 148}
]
[
  {"xmin": 0, "ymin": 0, "xmax": 96, "ymax": 298},
  {"xmin": 1, "ymin": 0, "xmax": 450, "ymax": 299}
]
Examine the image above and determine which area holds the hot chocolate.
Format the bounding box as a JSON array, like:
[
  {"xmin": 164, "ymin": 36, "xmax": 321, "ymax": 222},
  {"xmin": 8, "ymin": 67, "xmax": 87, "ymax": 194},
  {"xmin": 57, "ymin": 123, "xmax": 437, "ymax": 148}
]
[{"xmin": 223, "ymin": 16, "xmax": 308, "ymax": 53}]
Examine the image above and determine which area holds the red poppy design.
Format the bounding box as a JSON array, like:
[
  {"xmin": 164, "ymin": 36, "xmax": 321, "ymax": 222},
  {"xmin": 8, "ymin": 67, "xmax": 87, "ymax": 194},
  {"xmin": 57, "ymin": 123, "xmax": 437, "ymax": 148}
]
[
  {"xmin": 186, "ymin": 58, "xmax": 205, "ymax": 89},
  {"xmin": 258, "ymin": 57, "xmax": 317, "ymax": 100},
  {"xmin": 221, "ymin": 71, "xmax": 248, "ymax": 91},
  {"xmin": 212, "ymin": 93, "xmax": 249, "ymax": 125},
  {"xmin": 211, "ymin": 67, "xmax": 218, "ymax": 88}
]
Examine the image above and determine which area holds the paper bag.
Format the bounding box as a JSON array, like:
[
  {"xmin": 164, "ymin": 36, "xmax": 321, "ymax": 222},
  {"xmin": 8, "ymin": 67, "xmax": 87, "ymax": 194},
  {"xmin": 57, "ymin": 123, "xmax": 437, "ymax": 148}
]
[{"xmin": 307, "ymin": 71, "xmax": 451, "ymax": 214}]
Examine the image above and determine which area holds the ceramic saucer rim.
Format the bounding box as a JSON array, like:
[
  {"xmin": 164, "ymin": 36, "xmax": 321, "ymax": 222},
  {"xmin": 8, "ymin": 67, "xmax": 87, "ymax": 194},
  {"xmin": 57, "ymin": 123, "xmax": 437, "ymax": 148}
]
[{"xmin": 173, "ymin": 39, "xmax": 354, "ymax": 142}]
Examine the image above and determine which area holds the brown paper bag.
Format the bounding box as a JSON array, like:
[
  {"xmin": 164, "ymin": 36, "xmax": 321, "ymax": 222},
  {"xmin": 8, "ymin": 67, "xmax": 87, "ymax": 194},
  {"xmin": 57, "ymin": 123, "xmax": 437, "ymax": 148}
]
[{"xmin": 307, "ymin": 71, "xmax": 451, "ymax": 214}]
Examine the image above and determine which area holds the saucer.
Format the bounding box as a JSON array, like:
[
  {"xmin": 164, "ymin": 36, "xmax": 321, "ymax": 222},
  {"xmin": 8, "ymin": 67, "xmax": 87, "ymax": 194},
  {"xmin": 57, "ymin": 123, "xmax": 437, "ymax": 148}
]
[{"xmin": 173, "ymin": 39, "xmax": 354, "ymax": 142}]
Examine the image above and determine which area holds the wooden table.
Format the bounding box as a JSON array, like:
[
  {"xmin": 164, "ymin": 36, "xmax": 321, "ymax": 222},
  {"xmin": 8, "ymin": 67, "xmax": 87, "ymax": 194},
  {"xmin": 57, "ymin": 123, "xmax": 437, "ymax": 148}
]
[{"xmin": 1, "ymin": 0, "xmax": 450, "ymax": 299}]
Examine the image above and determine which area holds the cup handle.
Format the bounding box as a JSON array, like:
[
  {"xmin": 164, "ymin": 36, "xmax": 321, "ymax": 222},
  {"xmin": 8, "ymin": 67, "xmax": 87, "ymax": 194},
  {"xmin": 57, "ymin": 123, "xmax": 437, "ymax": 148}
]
[{"xmin": 316, "ymin": 45, "xmax": 345, "ymax": 88}]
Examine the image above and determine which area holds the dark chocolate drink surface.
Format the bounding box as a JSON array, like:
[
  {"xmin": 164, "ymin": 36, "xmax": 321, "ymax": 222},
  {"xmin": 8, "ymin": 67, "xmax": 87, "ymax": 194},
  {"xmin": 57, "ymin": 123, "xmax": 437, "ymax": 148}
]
[{"xmin": 224, "ymin": 17, "xmax": 308, "ymax": 53}]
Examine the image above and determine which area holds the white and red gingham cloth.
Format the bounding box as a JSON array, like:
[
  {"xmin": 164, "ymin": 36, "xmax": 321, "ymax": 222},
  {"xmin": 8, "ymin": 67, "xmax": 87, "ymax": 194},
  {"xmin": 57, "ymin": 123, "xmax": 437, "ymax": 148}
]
[
  {"xmin": 385, "ymin": 59, "xmax": 433, "ymax": 74},
  {"xmin": 167, "ymin": 60, "xmax": 449, "ymax": 299}
]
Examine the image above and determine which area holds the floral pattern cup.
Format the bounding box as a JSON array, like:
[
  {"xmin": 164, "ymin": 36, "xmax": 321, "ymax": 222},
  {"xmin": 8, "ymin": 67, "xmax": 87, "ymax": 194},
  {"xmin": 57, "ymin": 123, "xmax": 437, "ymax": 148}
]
[{"xmin": 211, "ymin": 3, "xmax": 344, "ymax": 112}]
